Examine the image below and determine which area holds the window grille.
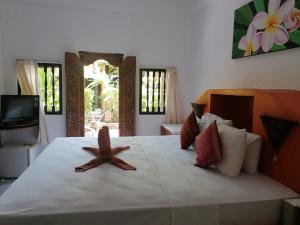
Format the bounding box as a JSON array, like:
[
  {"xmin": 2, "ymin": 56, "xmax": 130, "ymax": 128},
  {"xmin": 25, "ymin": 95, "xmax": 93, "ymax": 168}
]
[{"xmin": 139, "ymin": 68, "xmax": 166, "ymax": 114}]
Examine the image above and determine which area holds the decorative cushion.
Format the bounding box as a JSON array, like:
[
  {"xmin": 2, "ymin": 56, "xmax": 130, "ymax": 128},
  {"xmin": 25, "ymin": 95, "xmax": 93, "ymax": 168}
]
[
  {"xmin": 201, "ymin": 113, "xmax": 233, "ymax": 127},
  {"xmin": 191, "ymin": 103, "xmax": 205, "ymax": 118},
  {"xmin": 197, "ymin": 113, "xmax": 233, "ymax": 132},
  {"xmin": 216, "ymin": 125, "xmax": 247, "ymax": 177},
  {"xmin": 194, "ymin": 121, "xmax": 222, "ymax": 168},
  {"xmin": 180, "ymin": 112, "xmax": 200, "ymax": 149},
  {"xmin": 243, "ymin": 132, "xmax": 262, "ymax": 174}
]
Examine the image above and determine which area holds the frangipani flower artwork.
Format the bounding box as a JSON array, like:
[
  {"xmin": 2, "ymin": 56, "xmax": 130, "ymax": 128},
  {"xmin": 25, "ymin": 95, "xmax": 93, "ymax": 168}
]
[{"xmin": 232, "ymin": 0, "xmax": 300, "ymax": 59}]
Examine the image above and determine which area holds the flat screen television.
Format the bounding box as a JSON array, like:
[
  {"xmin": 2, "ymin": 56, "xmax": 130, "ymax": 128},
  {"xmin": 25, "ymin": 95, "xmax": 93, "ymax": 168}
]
[{"xmin": 0, "ymin": 95, "xmax": 39, "ymax": 125}]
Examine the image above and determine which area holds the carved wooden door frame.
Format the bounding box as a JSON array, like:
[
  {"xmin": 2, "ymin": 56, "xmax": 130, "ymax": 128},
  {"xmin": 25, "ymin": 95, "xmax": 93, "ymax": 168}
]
[
  {"xmin": 119, "ymin": 56, "xmax": 136, "ymax": 136},
  {"xmin": 65, "ymin": 52, "xmax": 84, "ymax": 137},
  {"xmin": 79, "ymin": 51, "xmax": 123, "ymax": 68},
  {"xmin": 65, "ymin": 51, "xmax": 136, "ymax": 137}
]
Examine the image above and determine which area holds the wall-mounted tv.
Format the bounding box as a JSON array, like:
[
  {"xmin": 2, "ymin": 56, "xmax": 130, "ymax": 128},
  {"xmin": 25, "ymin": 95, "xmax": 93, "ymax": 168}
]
[{"xmin": 0, "ymin": 95, "xmax": 39, "ymax": 125}]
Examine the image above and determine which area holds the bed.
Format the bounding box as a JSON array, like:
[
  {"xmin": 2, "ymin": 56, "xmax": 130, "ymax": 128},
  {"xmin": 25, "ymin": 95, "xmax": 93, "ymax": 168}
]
[{"xmin": 0, "ymin": 89, "xmax": 299, "ymax": 225}]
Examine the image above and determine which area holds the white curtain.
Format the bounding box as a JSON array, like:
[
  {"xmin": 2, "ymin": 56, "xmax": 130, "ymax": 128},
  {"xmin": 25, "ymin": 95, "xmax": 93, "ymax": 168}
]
[
  {"xmin": 16, "ymin": 60, "xmax": 50, "ymax": 145},
  {"xmin": 165, "ymin": 68, "xmax": 180, "ymax": 124}
]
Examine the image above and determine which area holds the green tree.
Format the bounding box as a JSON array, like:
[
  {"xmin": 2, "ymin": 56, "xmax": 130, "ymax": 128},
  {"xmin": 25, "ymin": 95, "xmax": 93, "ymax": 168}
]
[
  {"xmin": 84, "ymin": 62, "xmax": 119, "ymax": 123},
  {"xmin": 84, "ymin": 87, "xmax": 94, "ymax": 116},
  {"xmin": 99, "ymin": 87, "xmax": 119, "ymax": 122}
]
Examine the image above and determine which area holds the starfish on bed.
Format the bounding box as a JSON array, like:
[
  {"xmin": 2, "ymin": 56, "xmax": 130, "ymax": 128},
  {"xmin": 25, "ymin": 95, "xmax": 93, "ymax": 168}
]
[{"xmin": 75, "ymin": 126, "xmax": 136, "ymax": 172}]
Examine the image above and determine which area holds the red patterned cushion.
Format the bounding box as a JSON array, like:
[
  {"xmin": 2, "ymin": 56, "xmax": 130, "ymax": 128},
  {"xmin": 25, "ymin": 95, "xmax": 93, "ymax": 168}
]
[
  {"xmin": 180, "ymin": 112, "xmax": 200, "ymax": 149},
  {"xmin": 194, "ymin": 121, "xmax": 222, "ymax": 168}
]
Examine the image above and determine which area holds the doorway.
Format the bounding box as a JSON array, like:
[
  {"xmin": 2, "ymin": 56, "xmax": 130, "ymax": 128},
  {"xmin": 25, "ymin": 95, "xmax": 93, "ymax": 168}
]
[
  {"xmin": 84, "ymin": 60, "xmax": 119, "ymax": 137},
  {"xmin": 65, "ymin": 51, "xmax": 136, "ymax": 137}
]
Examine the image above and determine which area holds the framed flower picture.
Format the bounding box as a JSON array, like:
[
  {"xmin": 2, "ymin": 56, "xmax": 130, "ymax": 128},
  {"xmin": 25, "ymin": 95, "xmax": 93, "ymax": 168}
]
[{"xmin": 232, "ymin": 0, "xmax": 300, "ymax": 59}]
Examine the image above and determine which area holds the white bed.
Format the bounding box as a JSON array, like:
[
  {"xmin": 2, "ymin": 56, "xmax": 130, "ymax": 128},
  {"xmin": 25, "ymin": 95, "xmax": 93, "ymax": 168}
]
[{"xmin": 0, "ymin": 135, "xmax": 297, "ymax": 225}]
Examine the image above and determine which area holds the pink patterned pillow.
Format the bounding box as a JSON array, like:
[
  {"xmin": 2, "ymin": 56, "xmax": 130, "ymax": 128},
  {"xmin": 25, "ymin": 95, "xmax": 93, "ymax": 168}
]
[{"xmin": 194, "ymin": 121, "xmax": 222, "ymax": 168}]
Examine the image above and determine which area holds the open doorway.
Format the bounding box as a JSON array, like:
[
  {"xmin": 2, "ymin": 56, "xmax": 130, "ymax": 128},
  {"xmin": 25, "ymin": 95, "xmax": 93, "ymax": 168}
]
[
  {"xmin": 65, "ymin": 52, "xmax": 136, "ymax": 137},
  {"xmin": 84, "ymin": 60, "xmax": 119, "ymax": 137}
]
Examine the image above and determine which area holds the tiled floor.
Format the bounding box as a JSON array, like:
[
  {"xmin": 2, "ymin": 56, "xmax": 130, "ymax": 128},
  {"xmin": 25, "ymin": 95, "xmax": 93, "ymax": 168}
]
[{"xmin": 0, "ymin": 180, "xmax": 15, "ymax": 196}]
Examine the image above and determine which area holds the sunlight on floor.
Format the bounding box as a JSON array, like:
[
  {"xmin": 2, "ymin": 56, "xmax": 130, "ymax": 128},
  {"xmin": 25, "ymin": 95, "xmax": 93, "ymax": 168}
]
[
  {"xmin": 85, "ymin": 126, "xmax": 119, "ymax": 138},
  {"xmin": 109, "ymin": 128, "xmax": 119, "ymax": 138}
]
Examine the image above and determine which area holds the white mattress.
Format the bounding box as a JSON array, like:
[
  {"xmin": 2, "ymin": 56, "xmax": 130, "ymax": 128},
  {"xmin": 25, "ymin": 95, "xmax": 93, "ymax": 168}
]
[{"xmin": 0, "ymin": 135, "xmax": 297, "ymax": 225}]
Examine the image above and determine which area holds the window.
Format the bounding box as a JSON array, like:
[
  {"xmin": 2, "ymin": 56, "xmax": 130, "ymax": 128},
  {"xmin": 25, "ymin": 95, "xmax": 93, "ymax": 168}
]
[
  {"xmin": 139, "ymin": 68, "xmax": 167, "ymax": 114},
  {"xmin": 38, "ymin": 63, "xmax": 62, "ymax": 114}
]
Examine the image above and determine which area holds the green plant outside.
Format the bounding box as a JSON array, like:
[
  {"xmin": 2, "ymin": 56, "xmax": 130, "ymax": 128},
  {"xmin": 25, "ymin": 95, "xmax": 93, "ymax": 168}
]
[
  {"xmin": 99, "ymin": 87, "xmax": 119, "ymax": 123},
  {"xmin": 84, "ymin": 62, "xmax": 119, "ymax": 123},
  {"xmin": 84, "ymin": 87, "xmax": 95, "ymax": 115},
  {"xmin": 140, "ymin": 71, "xmax": 166, "ymax": 113},
  {"xmin": 38, "ymin": 67, "xmax": 60, "ymax": 112}
]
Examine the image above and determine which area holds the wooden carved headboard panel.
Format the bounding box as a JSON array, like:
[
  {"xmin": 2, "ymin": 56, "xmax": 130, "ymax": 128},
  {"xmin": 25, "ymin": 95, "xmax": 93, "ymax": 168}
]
[
  {"xmin": 196, "ymin": 89, "xmax": 300, "ymax": 193},
  {"xmin": 210, "ymin": 94, "xmax": 254, "ymax": 132}
]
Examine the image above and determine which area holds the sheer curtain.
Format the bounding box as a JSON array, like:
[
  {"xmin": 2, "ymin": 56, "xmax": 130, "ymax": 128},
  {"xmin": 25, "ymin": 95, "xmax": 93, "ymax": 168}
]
[
  {"xmin": 16, "ymin": 60, "xmax": 49, "ymax": 145},
  {"xmin": 165, "ymin": 68, "xmax": 180, "ymax": 124}
]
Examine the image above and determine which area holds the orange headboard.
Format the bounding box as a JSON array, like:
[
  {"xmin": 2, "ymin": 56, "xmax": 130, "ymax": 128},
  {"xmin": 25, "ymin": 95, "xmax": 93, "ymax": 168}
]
[{"xmin": 196, "ymin": 89, "xmax": 300, "ymax": 193}]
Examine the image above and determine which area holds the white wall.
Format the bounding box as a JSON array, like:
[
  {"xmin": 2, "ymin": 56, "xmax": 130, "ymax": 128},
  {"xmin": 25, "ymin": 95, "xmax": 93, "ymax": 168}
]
[
  {"xmin": 0, "ymin": 0, "xmax": 193, "ymax": 139},
  {"xmin": 188, "ymin": 0, "xmax": 300, "ymax": 99},
  {"xmin": 3, "ymin": 0, "xmax": 298, "ymax": 140},
  {"xmin": 4, "ymin": 0, "xmax": 187, "ymax": 18},
  {"xmin": 0, "ymin": 12, "xmax": 3, "ymax": 95}
]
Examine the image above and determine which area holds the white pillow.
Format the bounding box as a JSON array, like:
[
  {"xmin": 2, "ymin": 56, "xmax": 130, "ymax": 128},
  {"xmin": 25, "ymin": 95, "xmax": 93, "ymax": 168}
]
[
  {"xmin": 242, "ymin": 132, "xmax": 262, "ymax": 174},
  {"xmin": 196, "ymin": 118, "xmax": 209, "ymax": 132},
  {"xmin": 216, "ymin": 125, "xmax": 247, "ymax": 177},
  {"xmin": 197, "ymin": 113, "xmax": 233, "ymax": 132},
  {"xmin": 201, "ymin": 113, "xmax": 233, "ymax": 127}
]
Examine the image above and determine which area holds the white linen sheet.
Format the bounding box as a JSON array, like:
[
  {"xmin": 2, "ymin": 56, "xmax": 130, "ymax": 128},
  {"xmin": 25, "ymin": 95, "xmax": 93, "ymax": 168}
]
[{"xmin": 0, "ymin": 135, "xmax": 297, "ymax": 225}]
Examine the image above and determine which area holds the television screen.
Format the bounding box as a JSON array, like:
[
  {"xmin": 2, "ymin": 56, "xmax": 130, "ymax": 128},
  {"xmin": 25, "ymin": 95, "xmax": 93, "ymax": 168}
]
[{"xmin": 0, "ymin": 95, "xmax": 39, "ymax": 124}]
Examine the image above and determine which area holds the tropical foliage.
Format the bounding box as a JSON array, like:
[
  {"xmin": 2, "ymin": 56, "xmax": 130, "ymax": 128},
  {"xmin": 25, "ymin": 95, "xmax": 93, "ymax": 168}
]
[
  {"xmin": 84, "ymin": 60, "xmax": 119, "ymax": 123},
  {"xmin": 84, "ymin": 87, "xmax": 94, "ymax": 115},
  {"xmin": 38, "ymin": 66, "xmax": 61, "ymax": 113},
  {"xmin": 99, "ymin": 87, "xmax": 119, "ymax": 122},
  {"xmin": 140, "ymin": 70, "xmax": 166, "ymax": 113}
]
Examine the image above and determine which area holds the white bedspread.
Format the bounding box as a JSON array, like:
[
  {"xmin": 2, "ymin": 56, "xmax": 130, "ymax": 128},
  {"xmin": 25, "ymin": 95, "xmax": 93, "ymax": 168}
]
[{"xmin": 0, "ymin": 136, "xmax": 297, "ymax": 225}]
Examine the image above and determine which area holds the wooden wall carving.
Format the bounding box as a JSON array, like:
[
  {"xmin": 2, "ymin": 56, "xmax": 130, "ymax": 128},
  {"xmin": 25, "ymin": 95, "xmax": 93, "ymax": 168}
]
[
  {"xmin": 119, "ymin": 56, "xmax": 136, "ymax": 136},
  {"xmin": 65, "ymin": 52, "xmax": 84, "ymax": 137},
  {"xmin": 210, "ymin": 94, "xmax": 254, "ymax": 132}
]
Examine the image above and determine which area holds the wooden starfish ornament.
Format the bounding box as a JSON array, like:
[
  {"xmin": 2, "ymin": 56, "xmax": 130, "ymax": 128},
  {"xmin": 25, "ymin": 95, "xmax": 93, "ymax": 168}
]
[{"xmin": 75, "ymin": 126, "xmax": 136, "ymax": 172}]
